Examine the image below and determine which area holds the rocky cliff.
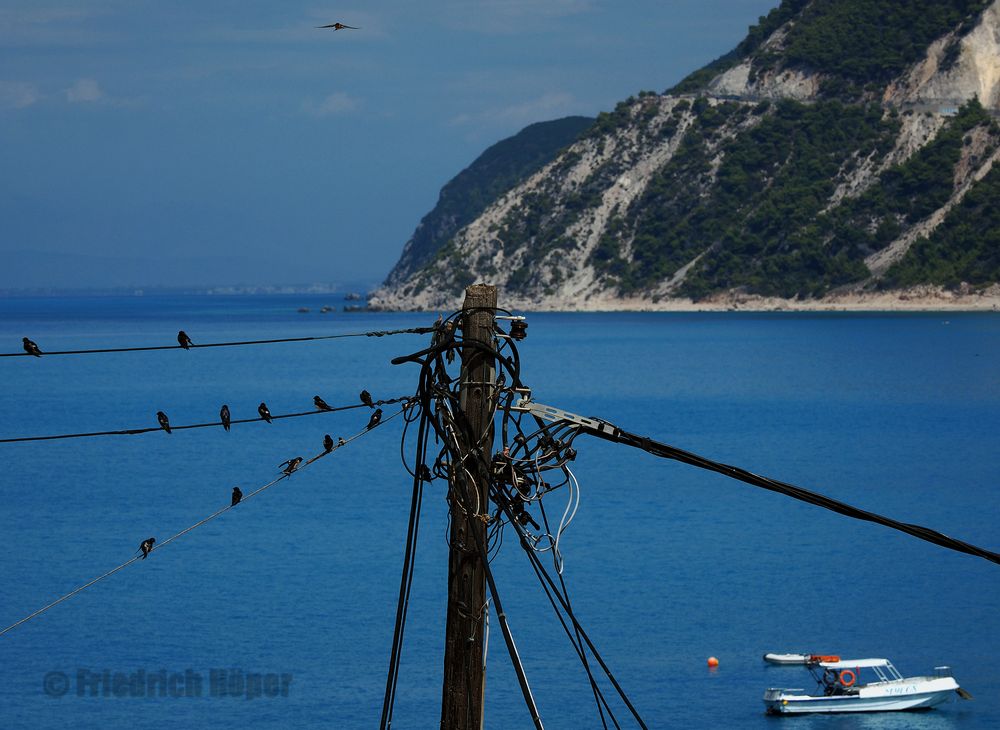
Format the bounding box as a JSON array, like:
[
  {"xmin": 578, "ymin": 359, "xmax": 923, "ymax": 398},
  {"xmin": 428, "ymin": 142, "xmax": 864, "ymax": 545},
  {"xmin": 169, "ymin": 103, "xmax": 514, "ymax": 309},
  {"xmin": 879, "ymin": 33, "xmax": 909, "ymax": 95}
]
[{"xmin": 372, "ymin": 0, "xmax": 1000, "ymax": 311}]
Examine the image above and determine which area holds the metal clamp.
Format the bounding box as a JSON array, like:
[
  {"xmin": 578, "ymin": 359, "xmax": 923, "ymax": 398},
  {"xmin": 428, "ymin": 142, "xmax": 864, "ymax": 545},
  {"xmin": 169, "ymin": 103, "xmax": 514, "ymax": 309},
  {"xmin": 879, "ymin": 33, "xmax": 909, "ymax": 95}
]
[{"xmin": 511, "ymin": 398, "xmax": 620, "ymax": 437}]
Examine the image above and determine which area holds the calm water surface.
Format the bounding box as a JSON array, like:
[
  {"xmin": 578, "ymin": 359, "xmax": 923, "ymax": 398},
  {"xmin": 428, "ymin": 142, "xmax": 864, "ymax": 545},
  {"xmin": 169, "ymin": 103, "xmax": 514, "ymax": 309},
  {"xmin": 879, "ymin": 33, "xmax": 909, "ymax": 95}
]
[{"xmin": 0, "ymin": 296, "xmax": 997, "ymax": 728}]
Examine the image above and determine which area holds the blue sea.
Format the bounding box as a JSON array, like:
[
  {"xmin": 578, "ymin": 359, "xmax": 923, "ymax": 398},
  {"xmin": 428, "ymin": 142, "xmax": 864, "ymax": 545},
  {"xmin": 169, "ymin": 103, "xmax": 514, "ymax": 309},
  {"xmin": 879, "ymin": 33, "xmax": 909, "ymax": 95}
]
[{"xmin": 0, "ymin": 295, "xmax": 997, "ymax": 729}]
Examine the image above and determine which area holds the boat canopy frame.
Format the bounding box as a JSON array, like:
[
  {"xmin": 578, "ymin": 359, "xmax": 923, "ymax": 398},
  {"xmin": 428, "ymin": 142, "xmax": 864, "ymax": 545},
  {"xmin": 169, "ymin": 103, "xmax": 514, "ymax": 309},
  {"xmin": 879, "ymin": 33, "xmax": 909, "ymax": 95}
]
[
  {"xmin": 812, "ymin": 659, "xmax": 904, "ymax": 685},
  {"xmin": 821, "ymin": 659, "xmax": 903, "ymax": 681}
]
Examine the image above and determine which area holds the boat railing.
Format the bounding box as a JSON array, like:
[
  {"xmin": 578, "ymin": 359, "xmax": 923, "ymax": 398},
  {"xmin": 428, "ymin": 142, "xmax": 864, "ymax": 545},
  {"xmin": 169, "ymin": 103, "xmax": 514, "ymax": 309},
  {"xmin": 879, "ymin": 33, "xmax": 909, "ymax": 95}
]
[
  {"xmin": 872, "ymin": 663, "xmax": 904, "ymax": 683},
  {"xmin": 934, "ymin": 666, "xmax": 953, "ymax": 678}
]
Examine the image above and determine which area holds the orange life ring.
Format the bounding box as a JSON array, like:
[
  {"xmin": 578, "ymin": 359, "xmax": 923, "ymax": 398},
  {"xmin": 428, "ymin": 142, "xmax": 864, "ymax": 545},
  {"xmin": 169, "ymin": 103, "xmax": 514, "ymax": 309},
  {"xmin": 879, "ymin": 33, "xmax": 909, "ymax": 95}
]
[{"xmin": 839, "ymin": 669, "xmax": 857, "ymax": 687}]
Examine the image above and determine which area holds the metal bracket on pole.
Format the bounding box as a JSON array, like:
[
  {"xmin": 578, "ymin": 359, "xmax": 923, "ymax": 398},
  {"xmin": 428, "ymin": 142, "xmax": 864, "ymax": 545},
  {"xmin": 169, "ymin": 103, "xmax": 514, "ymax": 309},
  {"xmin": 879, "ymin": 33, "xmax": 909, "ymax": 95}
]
[{"xmin": 511, "ymin": 398, "xmax": 621, "ymax": 438}]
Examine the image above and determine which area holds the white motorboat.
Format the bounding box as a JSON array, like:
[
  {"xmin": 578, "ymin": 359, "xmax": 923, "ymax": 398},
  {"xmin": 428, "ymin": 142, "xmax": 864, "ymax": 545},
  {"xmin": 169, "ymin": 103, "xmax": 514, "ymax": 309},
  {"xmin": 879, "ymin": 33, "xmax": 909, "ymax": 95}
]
[{"xmin": 764, "ymin": 658, "xmax": 970, "ymax": 714}]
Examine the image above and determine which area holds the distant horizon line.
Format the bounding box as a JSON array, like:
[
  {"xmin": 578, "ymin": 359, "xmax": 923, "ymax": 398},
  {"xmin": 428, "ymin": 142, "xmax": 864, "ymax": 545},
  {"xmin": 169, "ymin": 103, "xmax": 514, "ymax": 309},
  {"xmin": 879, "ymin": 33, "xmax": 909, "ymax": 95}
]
[{"xmin": 0, "ymin": 282, "xmax": 381, "ymax": 297}]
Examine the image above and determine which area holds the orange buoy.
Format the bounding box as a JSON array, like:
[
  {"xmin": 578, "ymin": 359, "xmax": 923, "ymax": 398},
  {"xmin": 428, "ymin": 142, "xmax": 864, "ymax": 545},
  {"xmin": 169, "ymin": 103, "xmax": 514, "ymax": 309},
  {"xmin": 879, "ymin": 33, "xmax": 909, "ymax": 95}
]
[{"xmin": 707, "ymin": 656, "xmax": 719, "ymax": 668}]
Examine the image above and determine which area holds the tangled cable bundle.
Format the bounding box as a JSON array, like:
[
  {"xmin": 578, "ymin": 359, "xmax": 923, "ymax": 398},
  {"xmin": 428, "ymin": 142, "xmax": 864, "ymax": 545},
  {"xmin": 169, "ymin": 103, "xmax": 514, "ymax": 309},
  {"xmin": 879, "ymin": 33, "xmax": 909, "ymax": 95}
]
[{"xmin": 384, "ymin": 307, "xmax": 646, "ymax": 730}]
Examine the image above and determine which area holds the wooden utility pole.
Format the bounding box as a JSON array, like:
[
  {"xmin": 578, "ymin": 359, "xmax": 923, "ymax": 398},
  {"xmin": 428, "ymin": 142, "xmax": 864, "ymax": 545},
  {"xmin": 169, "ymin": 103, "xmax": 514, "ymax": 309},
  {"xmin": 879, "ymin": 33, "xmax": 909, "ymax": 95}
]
[{"xmin": 441, "ymin": 284, "xmax": 497, "ymax": 730}]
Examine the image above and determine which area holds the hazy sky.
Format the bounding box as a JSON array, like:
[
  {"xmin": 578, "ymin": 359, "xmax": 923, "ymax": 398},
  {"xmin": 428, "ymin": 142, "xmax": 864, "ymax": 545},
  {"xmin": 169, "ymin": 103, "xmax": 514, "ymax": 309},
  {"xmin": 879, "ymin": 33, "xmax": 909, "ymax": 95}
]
[{"xmin": 1, "ymin": 1, "xmax": 778, "ymax": 290}]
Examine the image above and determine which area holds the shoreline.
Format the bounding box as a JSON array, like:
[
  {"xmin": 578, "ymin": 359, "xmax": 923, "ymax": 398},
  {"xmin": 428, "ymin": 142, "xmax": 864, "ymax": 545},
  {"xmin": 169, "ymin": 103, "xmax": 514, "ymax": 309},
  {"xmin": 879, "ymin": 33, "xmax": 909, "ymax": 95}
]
[{"xmin": 369, "ymin": 284, "xmax": 1000, "ymax": 313}]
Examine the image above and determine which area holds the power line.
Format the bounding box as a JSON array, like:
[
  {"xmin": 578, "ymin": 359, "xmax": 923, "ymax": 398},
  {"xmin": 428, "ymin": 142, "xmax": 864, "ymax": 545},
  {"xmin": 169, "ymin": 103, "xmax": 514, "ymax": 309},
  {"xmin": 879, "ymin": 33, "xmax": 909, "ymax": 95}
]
[
  {"xmin": 510, "ymin": 395, "xmax": 1000, "ymax": 567},
  {"xmin": 0, "ymin": 406, "xmax": 407, "ymax": 639},
  {"xmin": 3, "ymin": 326, "xmax": 436, "ymax": 359},
  {"xmin": 589, "ymin": 423, "xmax": 1000, "ymax": 566},
  {"xmin": 0, "ymin": 396, "xmax": 410, "ymax": 444}
]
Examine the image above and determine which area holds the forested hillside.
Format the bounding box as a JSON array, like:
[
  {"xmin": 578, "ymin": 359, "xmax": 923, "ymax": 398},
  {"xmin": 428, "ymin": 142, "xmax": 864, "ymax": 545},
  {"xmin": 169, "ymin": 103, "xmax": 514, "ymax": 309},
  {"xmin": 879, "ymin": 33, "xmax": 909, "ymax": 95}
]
[{"xmin": 374, "ymin": 0, "xmax": 1000, "ymax": 310}]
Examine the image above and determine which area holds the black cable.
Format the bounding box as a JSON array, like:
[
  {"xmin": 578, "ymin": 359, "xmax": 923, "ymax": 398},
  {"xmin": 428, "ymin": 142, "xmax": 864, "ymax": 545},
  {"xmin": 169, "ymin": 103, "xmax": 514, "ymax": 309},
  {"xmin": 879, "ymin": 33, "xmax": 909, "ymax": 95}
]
[
  {"xmin": 497, "ymin": 493, "xmax": 648, "ymax": 729},
  {"xmin": 0, "ymin": 397, "xmax": 410, "ymax": 444},
  {"xmin": 380, "ymin": 399, "xmax": 430, "ymax": 729},
  {"xmin": 588, "ymin": 425, "xmax": 1000, "ymax": 566},
  {"xmin": 3, "ymin": 327, "xmax": 436, "ymax": 358},
  {"xmin": 537, "ymin": 499, "xmax": 616, "ymax": 730}
]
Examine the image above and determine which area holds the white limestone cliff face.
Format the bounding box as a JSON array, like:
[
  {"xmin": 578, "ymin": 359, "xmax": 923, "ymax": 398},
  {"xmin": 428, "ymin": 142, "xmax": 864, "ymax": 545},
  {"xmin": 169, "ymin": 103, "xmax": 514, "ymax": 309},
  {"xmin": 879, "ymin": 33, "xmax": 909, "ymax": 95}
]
[
  {"xmin": 885, "ymin": 0, "xmax": 1000, "ymax": 110},
  {"xmin": 708, "ymin": 61, "xmax": 821, "ymax": 101}
]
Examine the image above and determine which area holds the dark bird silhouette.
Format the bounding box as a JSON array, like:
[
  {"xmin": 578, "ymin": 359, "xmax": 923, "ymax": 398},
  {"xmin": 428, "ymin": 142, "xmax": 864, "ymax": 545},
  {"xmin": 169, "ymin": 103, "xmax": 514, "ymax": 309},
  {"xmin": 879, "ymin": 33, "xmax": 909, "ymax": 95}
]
[
  {"xmin": 366, "ymin": 408, "xmax": 382, "ymax": 430},
  {"xmin": 232, "ymin": 486, "xmax": 243, "ymax": 506},
  {"xmin": 338, "ymin": 437, "xmax": 346, "ymax": 446},
  {"xmin": 323, "ymin": 434, "xmax": 334, "ymax": 452},
  {"xmin": 314, "ymin": 395, "xmax": 333, "ymax": 411},
  {"xmin": 157, "ymin": 411, "xmax": 171, "ymax": 434},
  {"xmin": 258, "ymin": 402, "xmax": 272, "ymax": 423},
  {"xmin": 138, "ymin": 537, "xmax": 155, "ymax": 559},
  {"xmin": 220, "ymin": 404, "xmax": 231, "ymax": 431},
  {"xmin": 360, "ymin": 389, "xmax": 374, "ymax": 408},
  {"xmin": 22, "ymin": 337, "xmax": 42, "ymax": 357},
  {"xmin": 177, "ymin": 330, "xmax": 193, "ymax": 349},
  {"xmin": 279, "ymin": 457, "xmax": 303, "ymax": 475},
  {"xmin": 317, "ymin": 22, "xmax": 359, "ymax": 30}
]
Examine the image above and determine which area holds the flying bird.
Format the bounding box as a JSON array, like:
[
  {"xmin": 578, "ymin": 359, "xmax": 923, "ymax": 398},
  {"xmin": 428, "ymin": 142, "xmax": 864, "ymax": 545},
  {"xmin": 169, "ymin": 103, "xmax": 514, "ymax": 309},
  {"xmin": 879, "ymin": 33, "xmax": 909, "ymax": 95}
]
[
  {"xmin": 220, "ymin": 404, "xmax": 231, "ymax": 432},
  {"xmin": 258, "ymin": 402, "xmax": 273, "ymax": 423},
  {"xmin": 324, "ymin": 434, "xmax": 334, "ymax": 452},
  {"xmin": 138, "ymin": 537, "xmax": 156, "ymax": 559},
  {"xmin": 314, "ymin": 395, "xmax": 333, "ymax": 411},
  {"xmin": 279, "ymin": 457, "xmax": 303, "ymax": 475},
  {"xmin": 22, "ymin": 337, "xmax": 42, "ymax": 357},
  {"xmin": 317, "ymin": 22, "xmax": 359, "ymax": 30},
  {"xmin": 366, "ymin": 408, "xmax": 382, "ymax": 430},
  {"xmin": 157, "ymin": 411, "xmax": 171, "ymax": 434},
  {"xmin": 232, "ymin": 486, "xmax": 243, "ymax": 506},
  {"xmin": 177, "ymin": 330, "xmax": 193, "ymax": 349},
  {"xmin": 360, "ymin": 389, "xmax": 374, "ymax": 408}
]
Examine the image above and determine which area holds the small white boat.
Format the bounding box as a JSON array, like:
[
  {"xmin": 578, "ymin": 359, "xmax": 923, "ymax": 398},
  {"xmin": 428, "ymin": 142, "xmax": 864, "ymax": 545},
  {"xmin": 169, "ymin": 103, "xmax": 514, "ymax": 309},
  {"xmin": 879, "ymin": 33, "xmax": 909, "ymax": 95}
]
[
  {"xmin": 764, "ymin": 658, "xmax": 970, "ymax": 714},
  {"xmin": 763, "ymin": 653, "xmax": 839, "ymax": 665}
]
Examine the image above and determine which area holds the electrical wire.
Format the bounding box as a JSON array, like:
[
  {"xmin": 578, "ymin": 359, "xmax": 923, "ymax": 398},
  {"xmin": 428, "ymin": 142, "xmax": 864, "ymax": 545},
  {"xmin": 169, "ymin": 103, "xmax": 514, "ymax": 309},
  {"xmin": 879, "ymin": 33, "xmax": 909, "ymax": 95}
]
[
  {"xmin": 0, "ymin": 406, "xmax": 408, "ymax": 639},
  {"xmin": 2, "ymin": 326, "xmax": 436, "ymax": 358},
  {"xmin": 0, "ymin": 397, "xmax": 410, "ymax": 444},
  {"xmin": 495, "ymin": 492, "xmax": 648, "ymax": 729},
  {"xmin": 380, "ymin": 399, "xmax": 430, "ymax": 730},
  {"xmin": 536, "ymin": 498, "xmax": 617, "ymax": 730},
  {"xmin": 584, "ymin": 424, "xmax": 1000, "ymax": 566}
]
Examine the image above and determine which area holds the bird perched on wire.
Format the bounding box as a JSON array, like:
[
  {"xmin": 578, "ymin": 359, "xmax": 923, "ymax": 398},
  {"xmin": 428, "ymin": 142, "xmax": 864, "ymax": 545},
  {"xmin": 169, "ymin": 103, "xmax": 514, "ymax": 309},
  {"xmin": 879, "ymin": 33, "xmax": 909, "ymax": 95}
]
[
  {"xmin": 279, "ymin": 457, "xmax": 303, "ymax": 475},
  {"xmin": 258, "ymin": 402, "xmax": 272, "ymax": 423},
  {"xmin": 338, "ymin": 437, "xmax": 346, "ymax": 446},
  {"xmin": 156, "ymin": 411, "xmax": 171, "ymax": 434},
  {"xmin": 366, "ymin": 408, "xmax": 382, "ymax": 430},
  {"xmin": 177, "ymin": 330, "xmax": 193, "ymax": 349},
  {"xmin": 232, "ymin": 486, "xmax": 243, "ymax": 506},
  {"xmin": 314, "ymin": 395, "xmax": 333, "ymax": 411},
  {"xmin": 323, "ymin": 434, "xmax": 334, "ymax": 452},
  {"xmin": 22, "ymin": 337, "xmax": 42, "ymax": 357},
  {"xmin": 360, "ymin": 390, "xmax": 374, "ymax": 408},
  {"xmin": 220, "ymin": 404, "xmax": 231, "ymax": 431},
  {"xmin": 137, "ymin": 537, "xmax": 156, "ymax": 559},
  {"xmin": 317, "ymin": 22, "xmax": 359, "ymax": 30}
]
